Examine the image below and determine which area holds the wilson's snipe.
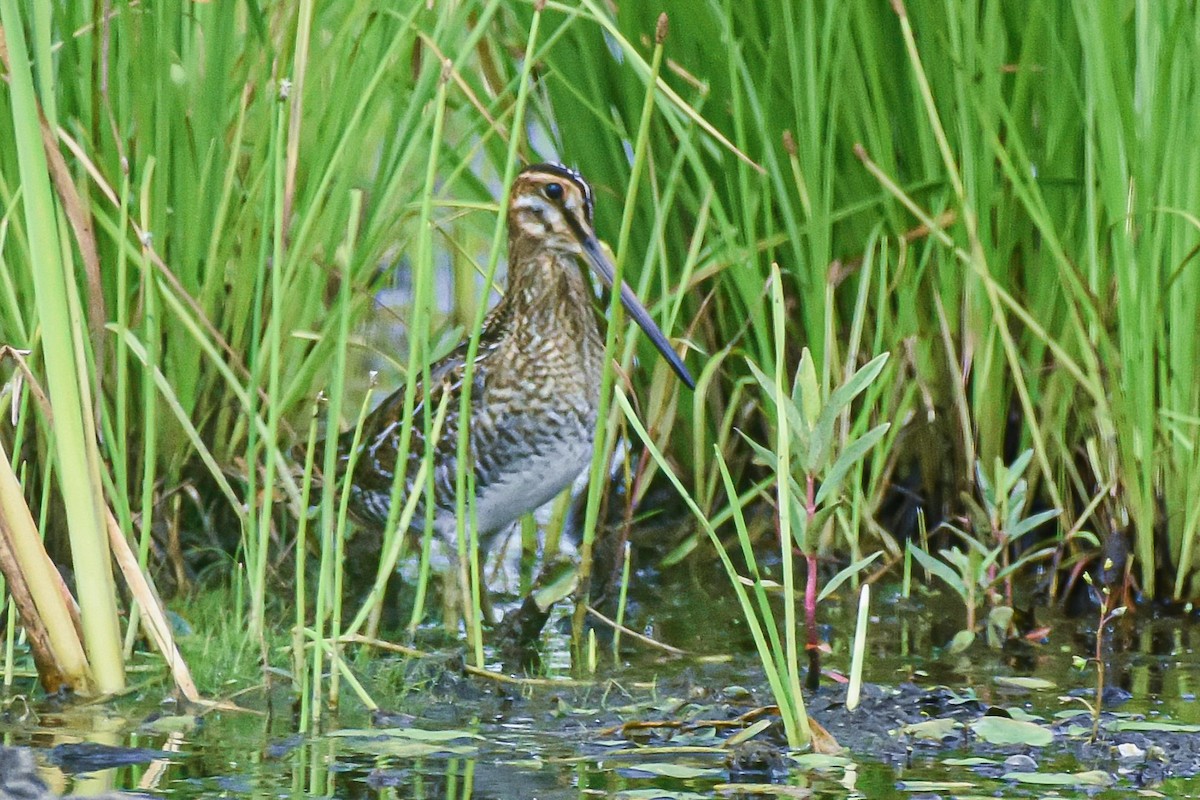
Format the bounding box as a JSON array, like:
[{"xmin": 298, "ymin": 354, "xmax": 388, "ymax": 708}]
[{"xmin": 325, "ymin": 163, "xmax": 693, "ymax": 548}]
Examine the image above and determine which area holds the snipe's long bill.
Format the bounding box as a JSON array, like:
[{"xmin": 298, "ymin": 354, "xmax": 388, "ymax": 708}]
[{"xmin": 326, "ymin": 163, "xmax": 694, "ymax": 544}]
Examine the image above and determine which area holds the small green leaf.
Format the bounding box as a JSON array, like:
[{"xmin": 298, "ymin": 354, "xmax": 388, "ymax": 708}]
[
  {"xmin": 814, "ymin": 422, "xmax": 890, "ymax": 505},
  {"xmin": 1007, "ymin": 479, "xmax": 1029, "ymax": 524},
  {"xmin": 829, "ymin": 353, "xmax": 890, "ymax": 415},
  {"xmin": 947, "ymin": 629, "xmax": 976, "ymax": 654},
  {"xmin": 781, "ymin": 398, "xmax": 811, "ymax": 454},
  {"xmin": 994, "ymin": 676, "xmax": 1055, "ymax": 691},
  {"xmin": 724, "ymin": 718, "xmax": 773, "ymax": 747},
  {"xmin": 748, "ymin": 357, "xmax": 810, "ymax": 448},
  {"xmin": 532, "ymin": 562, "xmax": 579, "ymax": 611},
  {"xmin": 624, "ymin": 763, "xmax": 723, "ymax": 779},
  {"xmin": 974, "ymin": 461, "xmax": 995, "ymax": 507},
  {"xmin": 806, "ymin": 354, "xmax": 889, "ymax": 470},
  {"xmin": 901, "ymin": 718, "xmax": 958, "ymax": 740},
  {"xmin": 789, "ymin": 753, "xmax": 854, "ymax": 769},
  {"xmin": 805, "ymin": 414, "xmax": 835, "ymax": 474},
  {"xmin": 817, "ymin": 551, "xmax": 882, "ymax": 602},
  {"xmin": 332, "ymin": 727, "xmax": 482, "ymax": 741},
  {"xmin": 997, "ymin": 545, "xmax": 1055, "ymax": 580},
  {"xmin": 738, "ymin": 429, "xmax": 778, "ymax": 471},
  {"xmin": 908, "ymin": 545, "xmax": 969, "ymax": 603},
  {"xmin": 1010, "ymin": 508, "xmax": 1061, "ymax": 539},
  {"xmin": 940, "ymin": 546, "xmax": 972, "ymax": 576},
  {"xmin": 1003, "ymin": 770, "xmax": 1111, "ymax": 787},
  {"xmin": 794, "ymin": 347, "xmax": 821, "ymax": 427},
  {"xmin": 660, "ymin": 533, "xmax": 700, "ymax": 567},
  {"xmin": 987, "ymin": 605, "xmax": 1014, "ymax": 630},
  {"xmin": 746, "ymin": 358, "xmax": 778, "ymax": 404},
  {"xmin": 787, "ymin": 491, "xmax": 806, "ymax": 554},
  {"xmin": 1108, "ymin": 720, "xmax": 1200, "ymax": 733},
  {"xmin": 811, "ymin": 364, "xmax": 878, "ymax": 471},
  {"xmin": 794, "ymin": 503, "xmax": 837, "ymax": 553},
  {"xmin": 1004, "ymin": 449, "xmax": 1035, "ymax": 493},
  {"xmin": 896, "ymin": 781, "xmax": 975, "ymax": 792},
  {"xmin": 970, "ymin": 717, "xmax": 1053, "ymax": 746},
  {"xmin": 1005, "ymin": 708, "xmax": 1046, "ymax": 722}
]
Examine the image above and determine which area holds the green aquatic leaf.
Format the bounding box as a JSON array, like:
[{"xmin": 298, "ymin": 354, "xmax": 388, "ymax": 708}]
[
  {"xmin": 331, "ymin": 727, "xmax": 483, "ymax": 741},
  {"xmin": 897, "ymin": 780, "xmax": 976, "ymax": 792},
  {"xmin": 1108, "ymin": 719, "xmax": 1200, "ymax": 733},
  {"xmin": 623, "ymin": 762, "xmax": 723, "ymax": 779},
  {"xmin": 947, "ymin": 629, "xmax": 976, "ymax": 654},
  {"xmin": 789, "ymin": 752, "xmax": 854, "ymax": 769},
  {"xmin": 1003, "ymin": 770, "xmax": 1112, "ymax": 786},
  {"xmin": 1004, "ymin": 707, "xmax": 1045, "ymax": 722},
  {"xmin": 724, "ymin": 718, "xmax": 774, "ymax": 747},
  {"xmin": 969, "ymin": 717, "xmax": 1053, "ymax": 746},
  {"xmin": 900, "ymin": 718, "xmax": 957, "ymax": 740},
  {"xmin": 993, "ymin": 676, "xmax": 1055, "ymax": 691},
  {"xmin": 711, "ymin": 783, "xmax": 816, "ymax": 797},
  {"xmin": 335, "ymin": 740, "xmax": 477, "ymax": 757},
  {"xmin": 907, "ymin": 545, "xmax": 969, "ymax": 604}
]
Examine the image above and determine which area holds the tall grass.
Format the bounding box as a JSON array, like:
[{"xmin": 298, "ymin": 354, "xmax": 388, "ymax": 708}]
[
  {"xmin": 535, "ymin": 0, "xmax": 1200, "ymax": 597},
  {"xmin": 2, "ymin": 0, "xmax": 1200, "ymax": 698},
  {"xmin": 1, "ymin": 0, "xmax": 124, "ymax": 693}
]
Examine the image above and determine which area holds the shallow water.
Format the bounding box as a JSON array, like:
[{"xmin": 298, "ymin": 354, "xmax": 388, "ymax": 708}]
[{"xmin": 3, "ymin": 571, "xmax": 1200, "ymax": 799}]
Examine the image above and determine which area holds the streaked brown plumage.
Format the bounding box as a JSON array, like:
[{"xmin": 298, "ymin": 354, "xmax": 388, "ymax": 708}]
[{"xmin": 325, "ymin": 163, "xmax": 693, "ymax": 545}]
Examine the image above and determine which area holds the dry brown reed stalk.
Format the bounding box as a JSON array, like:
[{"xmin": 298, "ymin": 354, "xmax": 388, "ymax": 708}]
[{"xmin": 0, "ymin": 440, "xmax": 92, "ymax": 693}]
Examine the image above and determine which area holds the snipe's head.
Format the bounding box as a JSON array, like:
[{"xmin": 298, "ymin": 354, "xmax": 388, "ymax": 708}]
[
  {"xmin": 506, "ymin": 163, "xmax": 695, "ymax": 389},
  {"xmin": 508, "ymin": 163, "xmax": 596, "ymax": 256}
]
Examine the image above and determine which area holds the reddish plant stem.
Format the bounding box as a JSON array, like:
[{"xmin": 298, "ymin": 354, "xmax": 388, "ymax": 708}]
[{"xmin": 804, "ymin": 474, "xmax": 820, "ymax": 690}]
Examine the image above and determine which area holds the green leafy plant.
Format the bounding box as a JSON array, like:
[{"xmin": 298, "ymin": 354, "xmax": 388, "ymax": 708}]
[
  {"xmin": 910, "ymin": 450, "xmax": 1059, "ymax": 647},
  {"xmin": 718, "ymin": 264, "xmax": 889, "ymax": 741},
  {"xmin": 1073, "ymin": 561, "xmax": 1128, "ymax": 742},
  {"xmin": 623, "ymin": 265, "xmax": 889, "ymax": 750},
  {"xmin": 742, "ymin": 331, "xmax": 890, "ymax": 687}
]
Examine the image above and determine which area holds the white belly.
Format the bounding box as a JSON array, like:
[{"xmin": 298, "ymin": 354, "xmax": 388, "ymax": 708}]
[{"xmin": 432, "ymin": 436, "xmax": 594, "ymax": 539}]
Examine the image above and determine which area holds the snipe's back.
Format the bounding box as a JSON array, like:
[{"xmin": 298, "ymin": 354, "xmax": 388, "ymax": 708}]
[{"xmin": 325, "ymin": 164, "xmax": 693, "ymax": 541}]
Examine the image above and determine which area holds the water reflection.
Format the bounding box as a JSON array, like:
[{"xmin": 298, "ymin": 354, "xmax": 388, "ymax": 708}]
[{"xmin": 2, "ymin": 583, "xmax": 1200, "ymax": 798}]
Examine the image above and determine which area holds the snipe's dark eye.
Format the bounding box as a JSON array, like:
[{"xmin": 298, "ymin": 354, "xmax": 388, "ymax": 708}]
[{"xmin": 544, "ymin": 182, "xmax": 564, "ymax": 201}]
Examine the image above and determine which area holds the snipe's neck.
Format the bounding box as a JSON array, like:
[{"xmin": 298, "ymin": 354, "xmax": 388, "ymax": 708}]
[{"xmin": 500, "ymin": 236, "xmax": 594, "ymax": 324}]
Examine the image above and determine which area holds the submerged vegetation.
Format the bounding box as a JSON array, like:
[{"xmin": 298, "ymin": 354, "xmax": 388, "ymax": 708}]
[{"xmin": 2, "ymin": 0, "xmax": 1200, "ymax": 751}]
